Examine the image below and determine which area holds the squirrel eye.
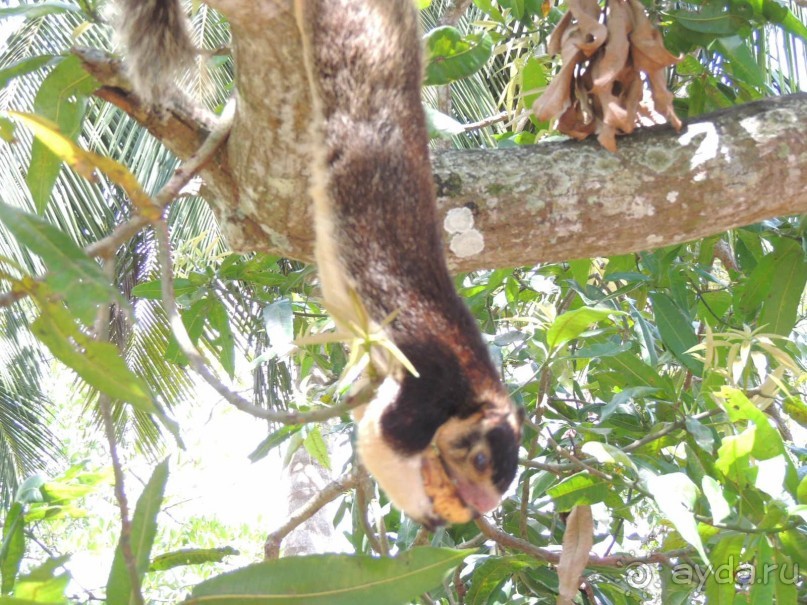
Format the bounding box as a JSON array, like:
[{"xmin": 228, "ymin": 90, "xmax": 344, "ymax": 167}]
[{"xmin": 472, "ymin": 452, "xmax": 489, "ymax": 472}]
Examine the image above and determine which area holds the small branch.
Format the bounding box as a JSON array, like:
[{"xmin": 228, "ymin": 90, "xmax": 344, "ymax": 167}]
[
  {"xmin": 264, "ymin": 473, "xmax": 358, "ymax": 559},
  {"xmin": 356, "ymin": 467, "xmax": 389, "ymax": 556},
  {"xmin": 475, "ymin": 517, "xmax": 693, "ymax": 568},
  {"xmin": 95, "ymin": 259, "xmax": 144, "ymax": 605},
  {"xmin": 462, "ymin": 111, "xmax": 509, "ymax": 133}
]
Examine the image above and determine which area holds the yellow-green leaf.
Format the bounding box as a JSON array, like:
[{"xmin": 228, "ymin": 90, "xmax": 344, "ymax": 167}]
[{"xmin": 185, "ymin": 548, "xmax": 468, "ymax": 605}]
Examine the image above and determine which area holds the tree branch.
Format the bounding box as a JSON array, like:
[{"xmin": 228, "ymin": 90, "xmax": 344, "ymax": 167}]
[{"xmin": 80, "ymin": 3, "xmax": 807, "ymax": 274}]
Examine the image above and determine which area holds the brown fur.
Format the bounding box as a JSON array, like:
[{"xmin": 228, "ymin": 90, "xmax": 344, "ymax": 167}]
[{"xmin": 296, "ymin": 0, "xmax": 522, "ymax": 523}]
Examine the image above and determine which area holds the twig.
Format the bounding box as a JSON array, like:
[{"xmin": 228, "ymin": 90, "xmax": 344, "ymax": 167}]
[
  {"xmin": 475, "ymin": 517, "xmax": 693, "ymax": 568},
  {"xmin": 264, "ymin": 473, "xmax": 358, "ymax": 559},
  {"xmin": 462, "ymin": 111, "xmax": 509, "ymax": 133},
  {"xmin": 95, "ymin": 259, "xmax": 144, "ymax": 605},
  {"xmin": 356, "ymin": 466, "xmax": 388, "ymax": 556},
  {"xmin": 154, "ymin": 217, "xmax": 369, "ymax": 424}
]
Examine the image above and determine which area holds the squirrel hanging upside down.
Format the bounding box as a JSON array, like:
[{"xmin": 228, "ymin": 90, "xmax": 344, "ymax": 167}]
[{"xmin": 116, "ymin": 0, "xmax": 522, "ymax": 527}]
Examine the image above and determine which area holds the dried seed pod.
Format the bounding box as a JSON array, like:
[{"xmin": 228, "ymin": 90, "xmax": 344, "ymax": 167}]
[{"xmin": 533, "ymin": 0, "xmax": 682, "ymax": 149}]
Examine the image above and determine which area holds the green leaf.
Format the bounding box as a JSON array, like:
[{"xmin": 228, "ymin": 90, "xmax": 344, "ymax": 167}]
[
  {"xmin": 150, "ymin": 547, "xmax": 239, "ymax": 572},
  {"xmin": 30, "ymin": 299, "xmax": 154, "ymax": 413},
  {"xmin": 704, "ymin": 533, "xmax": 744, "ymax": 605},
  {"xmin": 12, "ymin": 556, "xmax": 70, "ymax": 605},
  {"xmin": 465, "ymin": 555, "xmax": 536, "ymax": 605},
  {"xmin": 208, "ymin": 299, "xmax": 236, "ymax": 378},
  {"xmin": 749, "ymin": 537, "xmax": 775, "ymax": 604},
  {"xmin": 0, "ymin": 55, "xmax": 55, "ymax": 89},
  {"xmin": 580, "ymin": 442, "xmax": 637, "ymax": 475},
  {"xmin": 546, "ymin": 306, "xmax": 621, "ymax": 350},
  {"xmin": 715, "ymin": 36, "xmax": 766, "ymax": 88},
  {"xmin": 107, "ymin": 459, "xmax": 169, "ymax": 605},
  {"xmin": 303, "ymin": 426, "xmax": 331, "ymax": 470},
  {"xmin": 797, "ymin": 474, "xmax": 807, "ymax": 505},
  {"xmin": 249, "ymin": 426, "xmax": 302, "ymax": 463},
  {"xmin": 758, "ymin": 238, "xmax": 807, "ymax": 336},
  {"xmin": 646, "ymin": 473, "xmax": 708, "ymax": 562},
  {"xmin": 650, "ymin": 293, "xmax": 703, "ymax": 376},
  {"xmin": 424, "ymin": 27, "xmax": 493, "ymax": 86},
  {"xmin": 715, "ymin": 425, "xmax": 755, "ymax": 482},
  {"xmin": 0, "ymin": 202, "xmax": 122, "ymax": 325},
  {"xmin": 779, "ymin": 7, "xmax": 807, "ymax": 41},
  {"xmin": 185, "ymin": 548, "xmax": 468, "ymax": 605},
  {"xmin": 1, "ymin": 504, "xmax": 25, "ymax": 594},
  {"xmin": 701, "ymin": 476, "xmax": 731, "ymax": 523},
  {"xmin": 672, "ymin": 3, "xmax": 746, "ymax": 35},
  {"xmin": 773, "ymin": 549, "xmax": 798, "ymax": 603},
  {"xmin": 26, "ymin": 55, "xmax": 99, "ymax": 214},
  {"xmin": 546, "ymin": 473, "xmax": 622, "ymax": 511},
  {"xmin": 131, "ymin": 278, "xmax": 196, "ymax": 300}
]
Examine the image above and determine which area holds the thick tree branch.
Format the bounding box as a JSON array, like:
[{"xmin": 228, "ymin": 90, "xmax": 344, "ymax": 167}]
[{"xmin": 81, "ymin": 1, "xmax": 806, "ymax": 272}]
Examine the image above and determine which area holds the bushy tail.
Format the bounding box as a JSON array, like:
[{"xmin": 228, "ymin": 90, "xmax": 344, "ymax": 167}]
[{"xmin": 115, "ymin": 0, "xmax": 195, "ymax": 104}]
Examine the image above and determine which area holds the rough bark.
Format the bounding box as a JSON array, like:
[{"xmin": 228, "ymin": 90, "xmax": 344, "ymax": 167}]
[{"xmin": 79, "ymin": 0, "xmax": 807, "ymax": 272}]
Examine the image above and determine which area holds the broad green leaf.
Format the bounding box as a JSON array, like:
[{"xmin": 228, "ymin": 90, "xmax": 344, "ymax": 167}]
[
  {"xmin": 131, "ymin": 278, "xmax": 196, "ymax": 300},
  {"xmin": 749, "ymin": 537, "xmax": 775, "ymax": 604},
  {"xmin": 783, "ymin": 396, "xmax": 807, "ymax": 428},
  {"xmin": 701, "ymin": 476, "xmax": 731, "ymax": 523},
  {"xmin": 29, "ymin": 296, "xmax": 154, "ymax": 413},
  {"xmin": 672, "ymin": 4, "xmax": 746, "ymax": 35},
  {"xmin": 12, "ymin": 556, "xmax": 70, "ymax": 605},
  {"xmin": 646, "ymin": 473, "xmax": 708, "ymax": 562},
  {"xmin": 716, "ymin": 387, "xmax": 798, "ymax": 494},
  {"xmin": 424, "ymin": 27, "xmax": 493, "ymax": 86},
  {"xmin": 715, "ymin": 36, "xmax": 766, "ymax": 88},
  {"xmin": 773, "ymin": 549, "xmax": 798, "ymax": 603},
  {"xmin": 798, "ymin": 474, "xmax": 807, "ymax": 505},
  {"xmin": 1, "ymin": 504, "xmax": 25, "ymax": 594},
  {"xmin": 736, "ymin": 249, "xmax": 776, "ymax": 317},
  {"xmin": 546, "ymin": 473, "xmax": 622, "ymax": 511},
  {"xmin": 185, "ymin": 548, "xmax": 468, "ymax": 605},
  {"xmin": 602, "ymin": 353, "xmax": 668, "ymax": 391},
  {"xmin": 150, "ymin": 547, "xmax": 239, "ymax": 572},
  {"xmin": 704, "ymin": 533, "xmax": 744, "ymax": 605},
  {"xmin": 758, "ymin": 238, "xmax": 807, "ymax": 336},
  {"xmin": 714, "ymin": 425, "xmax": 755, "ymax": 482},
  {"xmin": 650, "ymin": 293, "xmax": 703, "ymax": 376},
  {"xmin": 780, "ymin": 7, "xmax": 807, "ymax": 40},
  {"xmin": 303, "ymin": 425, "xmax": 331, "ymax": 470},
  {"xmin": 8, "ymin": 112, "xmax": 154, "ymax": 214},
  {"xmin": 580, "ymin": 441, "xmax": 637, "ymax": 475},
  {"xmin": 546, "ymin": 306, "xmax": 621, "ymax": 350},
  {"xmin": 25, "ymin": 56, "xmax": 99, "ymax": 213},
  {"xmin": 107, "ymin": 460, "xmax": 169, "ymax": 605},
  {"xmin": 248, "ymin": 426, "xmax": 302, "ymax": 463},
  {"xmin": 0, "ymin": 202, "xmax": 122, "ymax": 325},
  {"xmin": 778, "ymin": 529, "xmax": 807, "ymax": 569},
  {"xmin": 521, "ymin": 56, "xmax": 549, "ymax": 110},
  {"xmin": 0, "ymin": 55, "xmax": 55, "ymax": 89},
  {"xmin": 465, "ymin": 555, "xmax": 536, "ymax": 605},
  {"xmin": 208, "ymin": 299, "xmax": 236, "ymax": 377}
]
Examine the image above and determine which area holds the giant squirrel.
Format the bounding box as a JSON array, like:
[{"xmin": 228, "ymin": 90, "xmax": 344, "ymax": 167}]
[{"xmin": 117, "ymin": 0, "xmax": 522, "ymax": 527}]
